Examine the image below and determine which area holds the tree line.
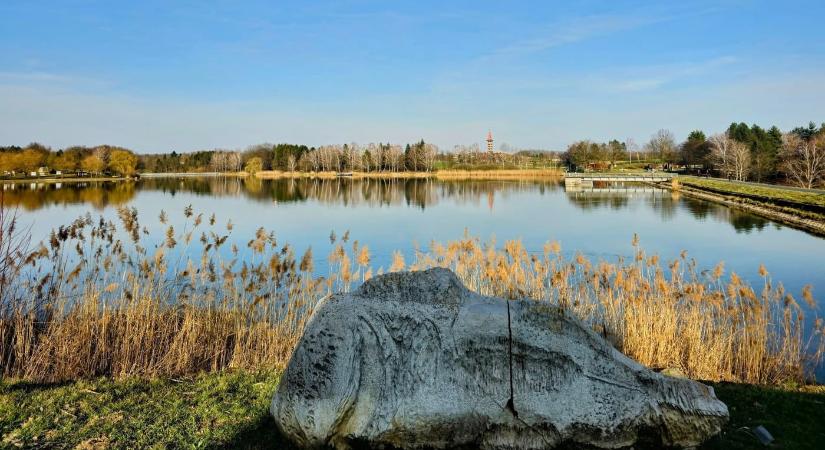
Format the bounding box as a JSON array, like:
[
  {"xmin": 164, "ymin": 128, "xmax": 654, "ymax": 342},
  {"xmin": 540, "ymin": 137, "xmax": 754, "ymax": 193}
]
[
  {"xmin": 0, "ymin": 144, "xmax": 138, "ymax": 177},
  {"xmin": 5, "ymin": 121, "xmax": 823, "ymax": 188},
  {"xmin": 563, "ymin": 121, "xmax": 825, "ymax": 188},
  {"xmin": 140, "ymin": 141, "xmax": 440, "ymax": 175}
]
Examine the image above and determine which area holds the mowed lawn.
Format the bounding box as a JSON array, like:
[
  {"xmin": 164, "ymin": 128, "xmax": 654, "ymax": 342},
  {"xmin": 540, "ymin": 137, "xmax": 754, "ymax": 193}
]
[{"xmin": 2, "ymin": 371, "xmax": 824, "ymax": 449}]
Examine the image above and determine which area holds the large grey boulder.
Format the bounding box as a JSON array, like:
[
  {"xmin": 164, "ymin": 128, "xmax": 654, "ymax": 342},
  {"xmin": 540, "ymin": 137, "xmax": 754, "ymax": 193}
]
[{"xmin": 272, "ymin": 268, "xmax": 728, "ymax": 449}]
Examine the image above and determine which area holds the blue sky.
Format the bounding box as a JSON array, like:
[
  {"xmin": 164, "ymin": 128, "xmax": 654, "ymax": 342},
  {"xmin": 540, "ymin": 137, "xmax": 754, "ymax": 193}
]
[{"xmin": 1, "ymin": 0, "xmax": 823, "ymax": 153}]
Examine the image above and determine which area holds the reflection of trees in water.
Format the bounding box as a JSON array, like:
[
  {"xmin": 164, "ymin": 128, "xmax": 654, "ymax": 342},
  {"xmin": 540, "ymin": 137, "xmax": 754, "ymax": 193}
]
[
  {"xmin": 565, "ymin": 186, "xmax": 771, "ymax": 234},
  {"xmin": 652, "ymin": 193, "xmax": 678, "ymax": 221},
  {"xmin": 140, "ymin": 176, "xmax": 244, "ymax": 198},
  {"xmin": 682, "ymin": 197, "xmax": 712, "ymax": 220},
  {"xmin": 566, "ymin": 192, "xmax": 632, "ymax": 210},
  {"xmin": 6, "ymin": 177, "xmax": 777, "ymax": 235},
  {"xmin": 139, "ymin": 177, "xmax": 560, "ymax": 210},
  {"xmin": 680, "ymin": 197, "xmax": 770, "ymax": 234},
  {"xmin": 9, "ymin": 177, "xmax": 560, "ymax": 212},
  {"xmin": 728, "ymin": 212, "xmax": 770, "ymax": 233},
  {"xmin": 1, "ymin": 181, "xmax": 136, "ymax": 210},
  {"xmin": 436, "ymin": 180, "xmax": 560, "ymax": 210}
]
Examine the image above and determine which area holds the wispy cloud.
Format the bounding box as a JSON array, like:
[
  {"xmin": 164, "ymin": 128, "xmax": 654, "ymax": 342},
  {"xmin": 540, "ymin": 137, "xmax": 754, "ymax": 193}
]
[
  {"xmin": 0, "ymin": 71, "xmax": 111, "ymax": 92},
  {"xmin": 483, "ymin": 13, "xmax": 667, "ymax": 61},
  {"xmin": 591, "ymin": 56, "xmax": 740, "ymax": 93},
  {"xmin": 477, "ymin": 4, "xmax": 722, "ymax": 63},
  {"xmin": 0, "ymin": 71, "xmax": 75, "ymax": 83}
]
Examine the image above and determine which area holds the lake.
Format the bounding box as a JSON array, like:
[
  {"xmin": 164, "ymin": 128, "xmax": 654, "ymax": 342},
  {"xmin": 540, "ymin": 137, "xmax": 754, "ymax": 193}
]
[{"xmin": 8, "ymin": 175, "xmax": 825, "ymax": 376}]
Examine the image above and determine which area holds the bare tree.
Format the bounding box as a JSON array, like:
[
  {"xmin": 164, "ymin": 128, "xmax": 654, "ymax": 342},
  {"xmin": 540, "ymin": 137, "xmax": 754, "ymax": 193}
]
[
  {"xmin": 227, "ymin": 151, "xmax": 242, "ymax": 172},
  {"xmin": 646, "ymin": 129, "xmax": 677, "ymax": 164},
  {"xmin": 348, "ymin": 142, "xmax": 362, "ymax": 172},
  {"xmin": 210, "ymin": 152, "xmax": 226, "ymax": 173},
  {"xmin": 423, "ymin": 143, "xmax": 437, "ymax": 171},
  {"xmin": 710, "ymin": 133, "xmax": 750, "ymax": 181},
  {"xmin": 730, "ymin": 141, "xmax": 751, "ymax": 182},
  {"xmin": 395, "ymin": 145, "xmax": 405, "ymax": 172},
  {"xmin": 376, "ymin": 143, "xmax": 387, "ymax": 171},
  {"xmin": 781, "ymin": 133, "xmax": 825, "ymax": 188},
  {"xmin": 93, "ymin": 146, "xmax": 111, "ymax": 166},
  {"xmin": 300, "ymin": 150, "xmax": 320, "ymax": 171},
  {"xmin": 625, "ymin": 138, "xmax": 637, "ymax": 163}
]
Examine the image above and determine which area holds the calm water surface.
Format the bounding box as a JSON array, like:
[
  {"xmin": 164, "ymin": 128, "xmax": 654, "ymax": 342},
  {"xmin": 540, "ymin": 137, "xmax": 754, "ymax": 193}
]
[{"xmin": 8, "ymin": 176, "xmax": 825, "ymax": 375}]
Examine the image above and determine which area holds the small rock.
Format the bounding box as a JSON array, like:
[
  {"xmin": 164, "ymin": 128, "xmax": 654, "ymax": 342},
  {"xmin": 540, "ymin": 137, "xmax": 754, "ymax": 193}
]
[{"xmin": 660, "ymin": 367, "xmax": 688, "ymax": 379}]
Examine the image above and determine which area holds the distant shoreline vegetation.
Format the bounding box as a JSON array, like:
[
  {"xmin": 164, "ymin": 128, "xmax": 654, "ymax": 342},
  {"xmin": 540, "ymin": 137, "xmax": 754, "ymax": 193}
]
[
  {"xmin": 0, "ymin": 140, "xmax": 564, "ymax": 182},
  {"xmin": 138, "ymin": 141, "xmax": 564, "ymax": 175},
  {"xmin": 2, "ymin": 119, "xmax": 822, "ymax": 187},
  {"xmin": 0, "ymin": 144, "xmax": 138, "ymax": 180}
]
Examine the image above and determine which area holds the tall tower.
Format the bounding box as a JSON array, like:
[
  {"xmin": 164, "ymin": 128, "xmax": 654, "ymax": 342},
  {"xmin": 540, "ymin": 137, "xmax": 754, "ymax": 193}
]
[{"xmin": 486, "ymin": 130, "xmax": 494, "ymax": 153}]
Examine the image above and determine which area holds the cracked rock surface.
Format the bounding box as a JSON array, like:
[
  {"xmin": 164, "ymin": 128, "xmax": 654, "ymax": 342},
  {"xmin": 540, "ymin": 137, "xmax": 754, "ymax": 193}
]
[{"xmin": 271, "ymin": 268, "xmax": 728, "ymax": 449}]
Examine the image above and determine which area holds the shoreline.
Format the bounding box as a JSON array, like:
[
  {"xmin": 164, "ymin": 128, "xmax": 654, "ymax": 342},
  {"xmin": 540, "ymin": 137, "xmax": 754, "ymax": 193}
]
[
  {"xmin": 2, "ymin": 168, "xmax": 567, "ymax": 182},
  {"xmin": 252, "ymin": 168, "xmax": 564, "ymax": 180},
  {"xmin": 1, "ymin": 176, "xmax": 133, "ymax": 184},
  {"xmin": 663, "ymin": 180, "xmax": 825, "ymax": 237}
]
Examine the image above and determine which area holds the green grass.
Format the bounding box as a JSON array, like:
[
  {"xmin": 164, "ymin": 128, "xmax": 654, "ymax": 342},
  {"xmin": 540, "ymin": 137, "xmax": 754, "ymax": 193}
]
[
  {"xmin": 0, "ymin": 371, "xmax": 292, "ymax": 449},
  {"xmin": 2, "ymin": 371, "xmax": 823, "ymax": 449},
  {"xmin": 679, "ymin": 177, "xmax": 825, "ymax": 209}
]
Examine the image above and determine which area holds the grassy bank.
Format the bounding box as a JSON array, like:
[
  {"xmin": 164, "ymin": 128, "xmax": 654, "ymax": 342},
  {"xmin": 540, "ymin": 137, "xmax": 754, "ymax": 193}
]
[{"xmin": 2, "ymin": 370, "xmax": 823, "ymax": 449}]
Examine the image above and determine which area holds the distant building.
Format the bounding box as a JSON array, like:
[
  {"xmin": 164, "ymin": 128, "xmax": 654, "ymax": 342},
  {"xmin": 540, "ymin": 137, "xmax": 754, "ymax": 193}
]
[{"xmin": 486, "ymin": 130, "xmax": 494, "ymax": 153}]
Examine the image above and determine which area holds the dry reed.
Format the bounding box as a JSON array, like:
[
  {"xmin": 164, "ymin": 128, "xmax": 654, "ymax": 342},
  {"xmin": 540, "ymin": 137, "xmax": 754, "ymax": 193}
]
[{"xmin": 0, "ymin": 202, "xmax": 822, "ymax": 385}]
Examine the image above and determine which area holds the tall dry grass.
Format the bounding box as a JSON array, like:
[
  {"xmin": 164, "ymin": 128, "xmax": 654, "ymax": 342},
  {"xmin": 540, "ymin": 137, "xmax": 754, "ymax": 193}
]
[
  {"xmin": 0, "ymin": 203, "xmax": 325, "ymax": 382},
  {"xmin": 398, "ymin": 234, "xmax": 824, "ymax": 384},
  {"xmin": 0, "ymin": 201, "xmax": 822, "ymax": 385}
]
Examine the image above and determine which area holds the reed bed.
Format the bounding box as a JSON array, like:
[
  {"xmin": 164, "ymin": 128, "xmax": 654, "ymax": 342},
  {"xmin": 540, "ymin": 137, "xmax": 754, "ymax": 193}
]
[{"xmin": 0, "ymin": 203, "xmax": 822, "ymax": 385}]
